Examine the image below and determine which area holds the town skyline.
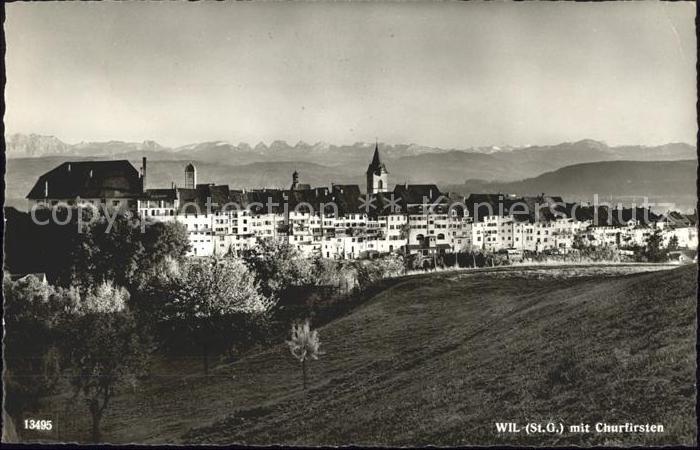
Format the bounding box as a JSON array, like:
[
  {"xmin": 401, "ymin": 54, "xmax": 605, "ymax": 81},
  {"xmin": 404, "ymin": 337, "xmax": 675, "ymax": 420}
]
[{"xmin": 5, "ymin": 2, "xmax": 696, "ymax": 148}]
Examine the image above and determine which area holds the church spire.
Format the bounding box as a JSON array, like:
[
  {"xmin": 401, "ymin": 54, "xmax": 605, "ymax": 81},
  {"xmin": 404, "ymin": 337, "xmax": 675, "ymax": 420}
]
[
  {"xmin": 367, "ymin": 141, "xmax": 387, "ymax": 175},
  {"xmin": 366, "ymin": 140, "xmax": 389, "ymax": 194},
  {"xmin": 370, "ymin": 141, "xmax": 381, "ymax": 168}
]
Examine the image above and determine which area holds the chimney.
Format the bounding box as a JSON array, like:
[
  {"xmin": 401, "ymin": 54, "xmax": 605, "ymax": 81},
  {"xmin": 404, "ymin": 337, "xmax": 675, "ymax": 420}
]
[
  {"xmin": 89, "ymin": 169, "xmax": 93, "ymax": 178},
  {"xmin": 44, "ymin": 180, "xmax": 49, "ymax": 198},
  {"xmin": 67, "ymin": 163, "xmax": 71, "ymax": 172},
  {"xmin": 142, "ymin": 157, "xmax": 147, "ymax": 192}
]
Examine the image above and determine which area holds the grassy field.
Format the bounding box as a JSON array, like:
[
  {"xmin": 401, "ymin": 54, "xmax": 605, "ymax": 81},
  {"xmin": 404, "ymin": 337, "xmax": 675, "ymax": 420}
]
[{"xmin": 27, "ymin": 264, "xmax": 696, "ymax": 446}]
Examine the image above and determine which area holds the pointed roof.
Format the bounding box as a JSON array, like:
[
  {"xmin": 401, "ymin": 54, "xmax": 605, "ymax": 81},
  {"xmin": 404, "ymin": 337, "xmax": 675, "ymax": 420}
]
[
  {"xmin": 371, "ymin": 143, "xmax": 382, "ymax": 166},
  {"xmin": 366, "ymin": 143, "xmax": 388, "ymax": 175}
]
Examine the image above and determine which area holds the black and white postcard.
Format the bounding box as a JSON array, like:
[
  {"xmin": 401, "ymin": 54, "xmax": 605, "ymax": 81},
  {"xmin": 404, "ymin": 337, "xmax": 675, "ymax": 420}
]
[{"xmin": 2, "ymin": 1, "xmax": 697, "ymax": 446}]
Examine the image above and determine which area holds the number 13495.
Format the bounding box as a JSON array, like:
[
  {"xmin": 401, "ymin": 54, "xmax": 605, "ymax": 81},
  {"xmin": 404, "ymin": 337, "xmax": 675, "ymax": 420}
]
[{"xmin": 24, "ymin": 419, "xmax": 53, "ymax": 431}]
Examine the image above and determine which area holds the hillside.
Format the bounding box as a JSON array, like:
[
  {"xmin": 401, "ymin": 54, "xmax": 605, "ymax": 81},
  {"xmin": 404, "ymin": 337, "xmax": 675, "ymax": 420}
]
[
  {"xmin": 448, "ymin": 160, "xmax": 697, "ymax": 210},
  {"xmin": 29, "ymin": 265, "xmax": 696, "ymax": 446},
  {"xmin": 389, "ymin": 151, "xmax": 519, "ymax": 184}
]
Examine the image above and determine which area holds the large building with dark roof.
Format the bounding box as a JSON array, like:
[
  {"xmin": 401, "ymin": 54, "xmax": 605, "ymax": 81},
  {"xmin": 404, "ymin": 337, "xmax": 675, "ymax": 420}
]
[{"xmin": 26, "ymin": 159, "xmax": 145, "ymax": 210}]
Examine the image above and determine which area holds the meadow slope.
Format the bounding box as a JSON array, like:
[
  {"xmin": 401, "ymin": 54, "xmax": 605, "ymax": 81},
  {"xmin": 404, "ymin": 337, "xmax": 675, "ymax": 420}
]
[{"xmin": 33, "ymin": 265, "xmax": 696, "ymax": 446}]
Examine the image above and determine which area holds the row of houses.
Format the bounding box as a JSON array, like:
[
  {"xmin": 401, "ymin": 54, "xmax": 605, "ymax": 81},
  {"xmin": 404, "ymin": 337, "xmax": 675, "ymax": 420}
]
[{"xmin": 26, "ymin": 147, "xmax": 698, "ymax": 260}]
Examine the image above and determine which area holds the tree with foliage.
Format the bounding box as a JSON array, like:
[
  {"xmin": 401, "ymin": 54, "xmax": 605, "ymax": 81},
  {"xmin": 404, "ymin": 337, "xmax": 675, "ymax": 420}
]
[
  {"xmin": 286, "ymin": 319, "xmax": 322, "ymax": 393},
  {"xmin": 643, "ymin": 228, "xmax": 668, "ymax": 262},
  {"xmin": 131, "ymin": 220, "xmax": 190, "ymax": 291},
  {"xmin": 62, "ymin": 282, "xmax": 152, "ymax": 443},
  {"xmin": 67, "ymin": 213, "xmax": 145, "ymax": 289},
  {"xmin": 4, "ymin": 207, "xmax": 188, "ymax": 293},
  {"xmin": 2, "ymin": 275, "xmax": 76, "ymax": 425},
  {"xmin": 4, "ymin": 207, "xmax": 84, "ymax": 284},
  {"xmin": 354, "ymin": 255, "xmax": 404, "ymax": 291},
  {"xmin": 241, "ymin": 239, "xmax": 314, "ymax": 298},
  {"xmin": 127, "ymin": 255, "xmax": 183, "ymax": 323},
  {"xmin": 572, "ymin": 232, "xmax": 587, "ymax": 251},
  {"xmin": 310, "ymin": 257, "xmax": 344, "ymax": 287},
  {"xmin": 68, "ymin": 213, "xmax": 189, "ymax": 292},
  {"xmin": 458, "ymin": 243, "xmax": 484, "ymax": 268},
  {"xmin": 161, "ymin": 258, "xmax": 274, "ymax": 374},
  {"xmin": 403, "ymin": 253, "xmax": 421, "ymax": 271},
  {"xmin": 667, "ymin": 235, "xmax": 680, "ymax": 252},
  {"xmin": 398, "ymin": 222, "xmax": 410, "ymax": 240}
]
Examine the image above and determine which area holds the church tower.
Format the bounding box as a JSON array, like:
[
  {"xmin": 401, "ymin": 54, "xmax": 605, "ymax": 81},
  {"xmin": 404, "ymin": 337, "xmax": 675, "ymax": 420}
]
[
  {"xmin": 366, "ymin": 142, "xmax": 389, "ymax": 194},
  {"xmin": 290, "ymin": 170, "xmax": 299, "ymax": 190},
  {"xmin": 185, "ymin": 163, "xmax": 196, "ymax": 189}
]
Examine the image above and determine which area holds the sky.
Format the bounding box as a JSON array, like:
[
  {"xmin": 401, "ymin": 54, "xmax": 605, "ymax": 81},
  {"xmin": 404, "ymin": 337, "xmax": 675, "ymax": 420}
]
[{"xmin": 4, "ymin": 2, "xmax": 697, "ymax": 149}]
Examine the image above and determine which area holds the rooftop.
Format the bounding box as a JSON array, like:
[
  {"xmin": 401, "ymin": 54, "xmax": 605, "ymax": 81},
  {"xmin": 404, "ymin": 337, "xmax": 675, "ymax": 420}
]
[{"xmin": 27, "ymin": 160, "xmax": 143, "ymax": 200}]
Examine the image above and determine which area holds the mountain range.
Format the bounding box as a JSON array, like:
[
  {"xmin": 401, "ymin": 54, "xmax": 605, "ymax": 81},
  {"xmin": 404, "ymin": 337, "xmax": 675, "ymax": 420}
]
[
  {"xmin": 3, "ymin": 133, "xmax": 696, "ymax": 211},
  {"xmin": 5, "ymin": 133, "xmax": 696, "ymax": 181},
  {"xmin": 5, "ymin": 133, "xmax": 694, "ymax": 177}
]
